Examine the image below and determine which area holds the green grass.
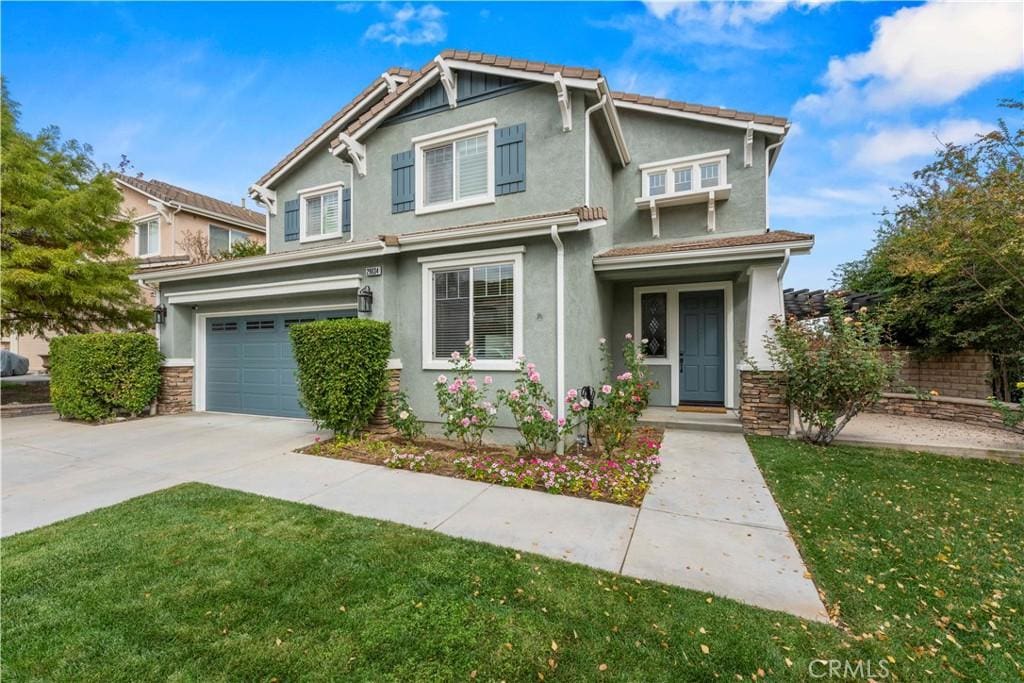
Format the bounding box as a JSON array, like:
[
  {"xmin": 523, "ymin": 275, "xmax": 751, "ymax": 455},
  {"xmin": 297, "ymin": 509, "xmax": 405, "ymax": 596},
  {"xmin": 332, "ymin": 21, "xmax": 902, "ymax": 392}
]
[
  {"xmin": 748, "ymin": 437, "xmax": 1024, "ymax": 680},
  {"xmin": 2, "ymin": 439, "xmax": 1022, "ymax": 681}
]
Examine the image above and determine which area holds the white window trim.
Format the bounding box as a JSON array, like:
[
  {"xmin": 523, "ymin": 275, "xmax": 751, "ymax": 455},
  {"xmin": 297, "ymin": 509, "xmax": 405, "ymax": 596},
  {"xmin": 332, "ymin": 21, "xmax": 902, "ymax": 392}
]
[
  {"xmin": 420, "ymin": 245, "xmax": 524, "ymax": 371},
  {"xmin": 640, "ymin": 149, "xmax": 730, "ymax": 200},
  {"xmin": 298, "ymin": 180, "xmax": 345, "ymax": 244},
  {"xmin": 135, "ymin": 218, "xmax": 161, "ymax": 257},
  {"xmin": 632, "ymin": 281, "xmax": 735, "ymax": 409},
  {"xmin": 414, "ymin": 118, "xmax": 497, "ymax": 216}
]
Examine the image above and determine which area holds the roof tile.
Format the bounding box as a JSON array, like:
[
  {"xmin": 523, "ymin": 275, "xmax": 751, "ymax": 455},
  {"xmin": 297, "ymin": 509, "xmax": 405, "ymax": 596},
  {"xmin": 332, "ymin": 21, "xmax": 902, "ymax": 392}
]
[
  {"xmin": 115, "ymin": 174, "xmax": 265, "ymax": 229},
  {"xmin": 596, "ymin": 230, "xmax": 814, "ymax": 259}
]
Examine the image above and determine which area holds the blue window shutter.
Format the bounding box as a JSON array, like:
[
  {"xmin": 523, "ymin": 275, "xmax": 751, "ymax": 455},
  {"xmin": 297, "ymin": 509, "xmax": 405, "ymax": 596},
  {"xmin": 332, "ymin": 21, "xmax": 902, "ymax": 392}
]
[
  {"xmin": 283, "ymin": 199, "xmax": 300, "ymax": 242},
  {"xmin": 342, "ymin": 188, "xmax": 352, "ymax": 235},
  {"xmin": 495, "ymin": 123, "xmax": 526, "ymax": 196},
  {"xmin": 391, "ymin": 150, "xmax": 415, "ymax": 213}
]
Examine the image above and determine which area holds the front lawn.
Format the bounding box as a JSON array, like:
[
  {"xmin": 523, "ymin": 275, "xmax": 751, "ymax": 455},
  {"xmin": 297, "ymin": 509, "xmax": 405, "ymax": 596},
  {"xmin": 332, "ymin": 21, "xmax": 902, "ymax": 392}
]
[
  {"xmin": 749, "ymin": 437, "xmax": 1024, "ymax": 680},
  {"xmin": 3, "ymin": 440, "xmax": 1022, "ymax": 680}
]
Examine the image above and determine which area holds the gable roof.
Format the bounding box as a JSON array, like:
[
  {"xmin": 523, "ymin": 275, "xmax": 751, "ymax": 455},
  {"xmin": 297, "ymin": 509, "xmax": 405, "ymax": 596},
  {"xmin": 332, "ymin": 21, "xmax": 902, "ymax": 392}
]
[
  {"xmin": 114, "ymin": 174, "xmax": 265, "ymax": 231},
  {"xmin": 262, "ymin": 49, "xmax": 788, "ymax": 189},
  {"xmin": 254, "ymin": 67, "xmax": 414, "ymax": 188}
]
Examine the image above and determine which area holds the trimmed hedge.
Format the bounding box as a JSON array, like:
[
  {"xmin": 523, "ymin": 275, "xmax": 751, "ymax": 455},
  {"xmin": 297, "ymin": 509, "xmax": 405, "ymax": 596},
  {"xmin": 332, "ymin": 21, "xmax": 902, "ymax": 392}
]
[
  {"xmin": 290, "ymin": 318, "xmax": 391, "ymax": 436},
  {"xmin": 50, "ymin": 333, "xmax": 162, "ymax": 422}
]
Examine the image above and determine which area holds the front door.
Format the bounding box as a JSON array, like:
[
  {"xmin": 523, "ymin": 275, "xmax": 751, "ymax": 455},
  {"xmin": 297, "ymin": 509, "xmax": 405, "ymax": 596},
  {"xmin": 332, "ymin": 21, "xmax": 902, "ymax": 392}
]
[{"xmin": 679, "ymin": 291, "xmax": 725, "ymax": 405}]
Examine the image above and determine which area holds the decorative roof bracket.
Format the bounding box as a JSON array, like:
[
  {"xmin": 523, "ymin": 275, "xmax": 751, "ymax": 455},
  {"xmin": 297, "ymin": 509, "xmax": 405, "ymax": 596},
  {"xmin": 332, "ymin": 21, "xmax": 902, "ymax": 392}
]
[
  {"xmin": 147, "ymin": 198, "xmax": 177, "ymax": 224},
  {"xmin": 649, "ymin": 198, "xmax": 660, "ymax": 238},
  {"xmin": 553, "ymin": 72, "xmax": 572, "ymax": 132},
  {"xmin": 248, "ymin": 184, "xmax": 278, "ymax": 215},
  {"xmin": 434, "ymin": 56, "xmax": 457, "ymax": 109},
  {"xmin": 381, "ymin": 71, "xmax": 400, "ymax": 95},
  {"xmin": 334, "ymin": 133, "xmax": 367, "ymax": 177},
  {"xmin": 707, "ymin": 192, "xmax": 717, "ymax": 232},
  {"xmin": 744, "ymin": 122, "xmax": 754, "ymax": 168}
]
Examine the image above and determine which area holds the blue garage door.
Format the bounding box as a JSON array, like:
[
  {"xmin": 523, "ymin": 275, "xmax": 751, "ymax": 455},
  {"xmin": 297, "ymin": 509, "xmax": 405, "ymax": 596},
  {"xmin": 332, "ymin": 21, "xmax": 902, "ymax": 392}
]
[{"xmin": 205, "ymin": 310, "xmax": 356, "ymax": 418}]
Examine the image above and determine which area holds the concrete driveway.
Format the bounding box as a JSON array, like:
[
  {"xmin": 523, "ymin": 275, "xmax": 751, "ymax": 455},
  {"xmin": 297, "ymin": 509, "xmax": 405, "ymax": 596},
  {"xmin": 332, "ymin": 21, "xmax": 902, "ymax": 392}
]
[{"xmin": 2, "ymin": 413, "xmax": 826, "ymax": 622}]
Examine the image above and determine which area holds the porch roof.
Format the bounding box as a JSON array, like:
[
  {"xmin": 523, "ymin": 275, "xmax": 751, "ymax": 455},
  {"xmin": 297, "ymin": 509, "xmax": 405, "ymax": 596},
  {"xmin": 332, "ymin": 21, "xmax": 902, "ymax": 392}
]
[{"xmin": 593, "ymin": 230, "xmax": 814, "ymax": 271}]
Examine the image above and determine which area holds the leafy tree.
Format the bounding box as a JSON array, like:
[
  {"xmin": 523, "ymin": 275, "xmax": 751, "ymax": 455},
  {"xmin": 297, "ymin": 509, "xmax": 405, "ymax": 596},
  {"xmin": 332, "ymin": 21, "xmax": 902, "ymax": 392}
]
[
  {"xmin": 1, "ymin": 82, "xmax": 150, "ymax": 336},
  {"xmin": 176, "ymin": 231, "xmax": 265, "ymax": 264},
  {"xmin": 836, "ymin": 100, "xmax": 1024, "ymax": 400}
]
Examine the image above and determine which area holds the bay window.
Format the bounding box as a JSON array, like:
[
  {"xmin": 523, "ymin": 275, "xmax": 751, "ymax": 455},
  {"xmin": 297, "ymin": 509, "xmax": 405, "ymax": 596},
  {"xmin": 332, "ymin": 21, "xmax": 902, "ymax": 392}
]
[
  {"xmin": 421, "ymin": 247, "xmax": 523, "ymax": 370},
  {"xmin": 639, "ymin": 150, "xmax": 729, "ymax": 200},
  {"xmin": 414, "ymin": 119, "xmax": 496, "ymax": 215}
]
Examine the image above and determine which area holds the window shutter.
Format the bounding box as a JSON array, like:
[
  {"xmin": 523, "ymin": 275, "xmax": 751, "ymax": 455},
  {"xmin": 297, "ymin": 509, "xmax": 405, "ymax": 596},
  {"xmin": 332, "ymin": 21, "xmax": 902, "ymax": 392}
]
[
  {"xmin": 391, "ymin": 150, "xmax": 415, "ymax": 213},
  {"xmin": 342, "ymin": 188, "xmax": 352, "ymax": 235},
  {"xmin": 495, "ymin": 123, "xmax": 526, "ymax": 196},
  {"xmin": 283, "ymin": 199, "xmax": 300, "ymax": 242}
]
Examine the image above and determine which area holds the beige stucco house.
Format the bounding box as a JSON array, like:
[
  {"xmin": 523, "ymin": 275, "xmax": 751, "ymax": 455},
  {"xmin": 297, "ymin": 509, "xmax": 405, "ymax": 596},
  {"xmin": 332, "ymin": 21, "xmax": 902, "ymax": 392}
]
[{"xmin": 4, "ymin": 175, "xmax": 266, "ymax": 371}]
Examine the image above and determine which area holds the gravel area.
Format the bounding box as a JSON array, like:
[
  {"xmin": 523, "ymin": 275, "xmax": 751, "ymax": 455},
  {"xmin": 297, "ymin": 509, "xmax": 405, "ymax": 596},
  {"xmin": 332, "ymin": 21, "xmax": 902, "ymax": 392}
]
[{"xmin": 838, "ymin": 412, "xmax": 1023, "ymax": 460}]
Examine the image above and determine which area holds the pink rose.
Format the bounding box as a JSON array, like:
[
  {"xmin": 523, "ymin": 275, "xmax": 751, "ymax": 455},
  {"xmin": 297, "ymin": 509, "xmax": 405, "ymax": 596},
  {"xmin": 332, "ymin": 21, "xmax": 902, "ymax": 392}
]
[
  {"xmin": 557, "ymin": 417, "xmax": 567, "ymax": 427},
  {"xmin": 529, "ymin": 371, "xmax": 540, "ymax": 382},
  {"xmin": 580, "ymin": 398, "xmax": 590, "ymax": 409},
  {"xmin": 601, "ymin": 384, "xmax": 612, "ymax": 394},
  {"xmin": 460, "ymin": 417, "xmax": 471, "ymax": 427},
  {"xmin": 436, "ymin": 374, "xmax": 447, "ymax": 384},
  {"xmin": 572, "ymin": 403, "xmax": 582, "ymax": 412},
  {"xmin": 625, "ymin": 333, "xmax": 633, "ymax": 340},
  {"xmin": 484, "ymin": 375, "xmax": 493, "ymax": 384},
  {"xmin": 566, "ymin": 388, "xmax": 578, "ymax": 400},
  {"xmin": 541, "ymin": 409, "xmax": 553, "ymax": 422},
  {"xmin": 469, "ymin": 356, "xmax": 477, "ymax": 363},
  {"xmin": 451, "ymin": 351, "xmax": 461, "ymax": 360}
]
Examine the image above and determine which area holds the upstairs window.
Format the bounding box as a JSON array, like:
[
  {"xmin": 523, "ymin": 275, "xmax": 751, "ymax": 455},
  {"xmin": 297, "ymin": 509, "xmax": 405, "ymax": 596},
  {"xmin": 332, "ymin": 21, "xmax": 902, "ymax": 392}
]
[
  {"xmin": 209, "ymin": 226, "xmax": 250, "ymax": 256},
  {"xmin": 414, "ymin": 119, "xmax": 496, "ymax": 215},
  {"xmin": 136, "ymin": 219, "xmax": 159, "ymax": 257},
  {"xmin": 298, "ymin": 182, "xmax": 344, "ymax": 243},
  {"xmin": 639, "ymin": 150, "xmax": 729, "ymax": 200}
]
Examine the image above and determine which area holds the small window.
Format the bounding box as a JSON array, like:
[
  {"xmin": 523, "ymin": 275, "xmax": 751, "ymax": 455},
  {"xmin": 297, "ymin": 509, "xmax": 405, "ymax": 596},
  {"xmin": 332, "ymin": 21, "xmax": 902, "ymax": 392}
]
[
  {"xmin": 298, "ymin": 183, "xmax": 344, "ymax": 242},
  {"xmin": 674, "ymin": 168, "xmax": 692, "ymax": 193},
  {"xmin": 415, "ymin": 120, "xmax": 495, "ymax": 215},
  {"xmin": 245, "ymin": 320, "xmax": 275, "ymax": 331},
  {"xmin": 209, "ymin": 226, "xmax": 250, "ymax": 256},
  {"xmin": 640, "ymin": 292, "xmax": 667, "ymax": 358},
  {"xmin": 211, "ymin": 321, "xmax": 238, "ymax": 332},
  {"xmin": 700, "ymin": 162, "xmax": 720, "ymax": 189},
  {"xmin": 648, "ymin": 172, "xmax": 667, "ymax": 197},
  {"xmin": 136, "ymin": 219, "xmax": 159, "ymax": 257}
]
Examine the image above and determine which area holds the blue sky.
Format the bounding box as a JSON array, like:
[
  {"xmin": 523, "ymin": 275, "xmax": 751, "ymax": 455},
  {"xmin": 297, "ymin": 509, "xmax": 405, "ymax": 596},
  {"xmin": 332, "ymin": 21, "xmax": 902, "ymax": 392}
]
[{"xmin": 2, "ymin": 1, "xmax": 1021, "ymax": 287}]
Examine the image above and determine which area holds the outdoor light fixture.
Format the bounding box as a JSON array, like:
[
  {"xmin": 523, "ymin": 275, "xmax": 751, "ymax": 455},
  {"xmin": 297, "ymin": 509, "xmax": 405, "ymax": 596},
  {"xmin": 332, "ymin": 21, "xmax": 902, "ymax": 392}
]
[
  {"xmin": 153, "ymin": 304, "xmax": 167, "ymax": 326},
  {"xmin": 579, "ymin": 385, "xmax": 596, "ymax": 448},
  {"xmin": 357, "ymin": 286, "xmax": 373, "ymax": 314}
]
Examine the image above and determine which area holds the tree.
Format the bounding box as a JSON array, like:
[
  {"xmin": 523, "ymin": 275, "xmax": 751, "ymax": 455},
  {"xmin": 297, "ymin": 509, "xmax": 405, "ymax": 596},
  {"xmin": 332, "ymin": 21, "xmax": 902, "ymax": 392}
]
[
  {"xmin": 176, "ymin": 231, "xmax": 265, "ymax": 265},
  {"xmin": 836, "ymin": 100, "xmax": 1024, "ymax": 400},
  {"xmin": 1, "ymin": 82, "xmax": 151, "ymax": 336}
]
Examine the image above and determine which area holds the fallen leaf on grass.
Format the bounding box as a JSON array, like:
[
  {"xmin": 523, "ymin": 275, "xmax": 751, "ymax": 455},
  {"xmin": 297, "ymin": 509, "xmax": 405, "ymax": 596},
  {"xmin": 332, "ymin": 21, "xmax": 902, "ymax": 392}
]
[{"xmin": 700, "ymin": 644, "xmax": 710, "ymax": 655}]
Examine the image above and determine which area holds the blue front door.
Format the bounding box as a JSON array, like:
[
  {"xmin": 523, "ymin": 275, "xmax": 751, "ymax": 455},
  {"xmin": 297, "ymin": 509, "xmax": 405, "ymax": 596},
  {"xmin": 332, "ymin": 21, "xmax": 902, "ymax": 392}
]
[
  {"xmin": 679, "ymin": 291, "xmax": 725, "ymax": 405},
  {"xmin": 205, "ymin": 309, "xmax": 356, "ymax": 418}
]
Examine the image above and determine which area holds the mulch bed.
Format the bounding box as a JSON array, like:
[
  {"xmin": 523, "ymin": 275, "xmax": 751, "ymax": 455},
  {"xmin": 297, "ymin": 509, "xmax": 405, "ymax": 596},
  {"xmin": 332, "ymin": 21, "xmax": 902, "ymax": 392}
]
[{"xmin": 298, "ymin": 426, "xmax": 665, "ymax": 507}]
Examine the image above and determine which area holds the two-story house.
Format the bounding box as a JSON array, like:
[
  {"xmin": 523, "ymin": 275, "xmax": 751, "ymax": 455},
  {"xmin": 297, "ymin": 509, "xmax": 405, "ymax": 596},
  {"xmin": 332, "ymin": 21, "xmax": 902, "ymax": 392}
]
[
  {"xmin": 138, "ymin": 50, "xmax": 812, "ymax": 434},
  {"xmin": 4, "ymin": 175, "xmax": 266, "ymax": 371}
]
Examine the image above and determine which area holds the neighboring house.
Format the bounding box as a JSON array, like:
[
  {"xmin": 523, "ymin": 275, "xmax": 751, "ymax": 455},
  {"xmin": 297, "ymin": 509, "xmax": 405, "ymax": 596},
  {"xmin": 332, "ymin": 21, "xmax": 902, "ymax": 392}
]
[
  {"xmin": 138, "ymin": 50, "xmax": 813, "ymax": 430},
  {"xmin": 6, "ymin": 176, "xmax": 266, "ymax": 371}
]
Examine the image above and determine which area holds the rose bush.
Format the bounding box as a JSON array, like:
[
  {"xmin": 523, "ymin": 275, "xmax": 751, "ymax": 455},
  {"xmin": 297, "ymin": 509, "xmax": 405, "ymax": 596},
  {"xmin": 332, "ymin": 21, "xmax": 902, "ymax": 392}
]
[
  {"xmin": 434, "ymin": 344, "xmax": 498, "ymax": 448},
  {"xmin": 386, "ymin": 390, "xmax": 424, "ymax": 442},
  {"xmin": 496, "ymin": 357, "xmax": 566, "ymax": 453}
]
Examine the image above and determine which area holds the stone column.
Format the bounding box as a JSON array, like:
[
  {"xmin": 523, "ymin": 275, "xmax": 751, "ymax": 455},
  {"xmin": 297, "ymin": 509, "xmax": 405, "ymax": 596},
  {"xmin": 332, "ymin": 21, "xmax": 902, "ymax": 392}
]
[
  {"xmin": 739, "ymin": 370, "xmax": 789, "ymax": 436},
  {"xmin": 368, "ymin": 361, "xmax": 402, "ymax": 435},
  {"xmin": 158, "ymin": 365, "xmax": 193, "ymax": 415}
]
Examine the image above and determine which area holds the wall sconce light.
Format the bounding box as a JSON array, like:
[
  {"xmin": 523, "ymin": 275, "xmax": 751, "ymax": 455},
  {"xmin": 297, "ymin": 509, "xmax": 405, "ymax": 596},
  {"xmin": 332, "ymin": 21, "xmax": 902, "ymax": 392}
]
[
  {"xmin": 357, "ymin": 286, "xmax": 373, "ymax": 314},
  {"xmin": 153, "ymin": 304, "xmax": 167, "ymax": 326}
]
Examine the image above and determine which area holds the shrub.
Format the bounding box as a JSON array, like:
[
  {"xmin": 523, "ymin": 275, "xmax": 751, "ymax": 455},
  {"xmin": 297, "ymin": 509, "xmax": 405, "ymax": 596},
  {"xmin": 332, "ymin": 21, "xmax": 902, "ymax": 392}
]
[
  {"xmin": 580, "ymin": 334, "xmax": 656, "ymax": 455},
  {"xmin": 290, "ymin": 318, "xmax": 391, "ymax": 437},
  {"xmin": 433, "ymin": 344, "xmax": 497, "ymax": 448},
  {"xmin": 496, "ymin": 357, "xmax": 565, "ymax": 453},
  {"xmin": 386, "ymin": 390, "xmax": 425, "ymax": 442},
  {"xmin": 50, "ymin": 332, "xmax": 162, "ymax": 421},
  {"xmin": 762, "ymin": 297, "xmax": 903, "ymax": 445}
]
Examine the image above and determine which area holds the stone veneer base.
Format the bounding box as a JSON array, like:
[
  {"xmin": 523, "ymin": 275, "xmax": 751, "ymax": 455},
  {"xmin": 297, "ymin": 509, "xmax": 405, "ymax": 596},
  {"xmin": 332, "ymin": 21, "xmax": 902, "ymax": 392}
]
[
  {"xmin": 158, "ymin": 366, "xmax": 193, "ymax": 415},
  {"xmin": 739, "ymin": 370, "xmax": 790, "ymax": 437}
]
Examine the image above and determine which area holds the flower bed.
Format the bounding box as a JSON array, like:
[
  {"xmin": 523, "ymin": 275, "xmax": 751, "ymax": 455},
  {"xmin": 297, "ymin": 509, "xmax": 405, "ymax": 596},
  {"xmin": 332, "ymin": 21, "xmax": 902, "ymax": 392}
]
[{"xmin": 300, "ymin": 427, "xmax": 664, "ymax": 507}]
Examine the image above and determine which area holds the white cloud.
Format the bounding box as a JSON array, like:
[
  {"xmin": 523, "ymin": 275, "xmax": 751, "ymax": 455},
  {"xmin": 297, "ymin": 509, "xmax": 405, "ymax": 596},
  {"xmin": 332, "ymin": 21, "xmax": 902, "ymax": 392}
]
[
  {"xmin": 644, "ymin": 1, "xmax": 790, "ymax": 25},
  {"xmin": 364, "ymin": 3, "xmax": 446, "ymax": 46},
  {"xmin": 851, "ymin": 118, "xmax": 992, "ymax": 166},
  {"xmin": 773, "ymin": 184, "xmax": 889, "ymax": 218},
  {"xmin": 798, "ymin": 2, "xmax": 1023, "ymax": 117},
  {"xmin": 336, "ymin": 3, "xmax": 363, "ymax": 13}
]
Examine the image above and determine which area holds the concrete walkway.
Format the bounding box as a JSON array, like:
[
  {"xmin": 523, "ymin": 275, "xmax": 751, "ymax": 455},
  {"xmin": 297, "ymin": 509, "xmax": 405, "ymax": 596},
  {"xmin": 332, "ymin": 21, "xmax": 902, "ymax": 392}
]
[{"xmin": 1, "ymin": 413, "xmax": 827, "ymax": 622}]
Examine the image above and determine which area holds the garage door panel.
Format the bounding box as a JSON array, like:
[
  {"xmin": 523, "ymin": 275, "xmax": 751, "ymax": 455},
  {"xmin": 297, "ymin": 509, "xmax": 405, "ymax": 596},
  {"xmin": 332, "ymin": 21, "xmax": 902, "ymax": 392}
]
[{"xmin": 205, "ymin": 309, "xmax": 356, "ymax": 418}]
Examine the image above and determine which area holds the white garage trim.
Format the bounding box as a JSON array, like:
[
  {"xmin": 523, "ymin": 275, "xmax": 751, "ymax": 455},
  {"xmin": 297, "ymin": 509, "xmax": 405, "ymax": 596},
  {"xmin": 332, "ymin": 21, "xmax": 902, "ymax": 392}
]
[
  {"xmin": 167, "ymin": 274, "xmax": 362, "ymax": 305},
  {"xmin": 193, "ymin": 303, "xmax": 357, "ymax": 412}
]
